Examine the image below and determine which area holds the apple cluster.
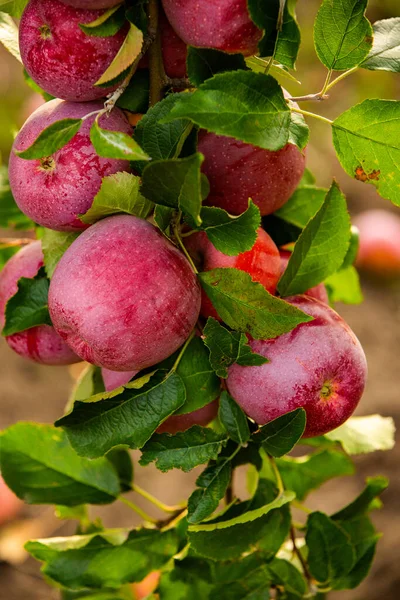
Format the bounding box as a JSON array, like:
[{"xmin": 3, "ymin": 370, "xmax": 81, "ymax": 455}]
[{"xmin": 0, "ymin": 0, "xmax": 367, "ymax": 438}]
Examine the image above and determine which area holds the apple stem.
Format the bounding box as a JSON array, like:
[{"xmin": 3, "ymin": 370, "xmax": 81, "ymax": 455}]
[
  {"xmin": 132, "ymin": 483, "xmax": 186, "ymax": 514},
  {"xmin": 289, "ymin": 107, "xmax": 333, "ymax": 126},
  {"xmin": 172, "ymin": 215, "xmax": 199, "ymax": 274},
  {"xmin": 148, "ymin": 0, "xmax": 166, "ymax": 106},
  {"xmin": 269, "ymin": 455, "xmax": 284, "ymax": 495},
  {"xmin": 118, "ymin": 495, "xmax": 157, "ymax": 523},
  {"xmin": 171, "ymin": 329, "xmax": 196, "ymax": 372},
  {"xmin": 290, "ymin": 526, "xmax": 313, "ymax": 586}
]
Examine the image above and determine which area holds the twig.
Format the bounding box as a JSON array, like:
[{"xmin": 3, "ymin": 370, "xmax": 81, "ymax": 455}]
[
  {"xmin": 133, "ymin": 483, "xmax": 186, "ymax": 513},
  {"xmin": 148, "ymin": 0, "xmax": 165, "ymax": 106},
  {"xmin": 290, "ymin": 526, "xmax": 312, "ymax": 583}
]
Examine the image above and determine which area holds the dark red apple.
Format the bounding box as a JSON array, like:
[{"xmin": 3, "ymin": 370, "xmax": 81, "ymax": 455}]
[
  {"xmin": 161, "ymin": 0, "xmax": 262, "ymax": 55},
  {"xmin": 198, "ymin": 131, "xmax": 306, "ymax": 216},
  {"xmin": 185, "ymin": 228, "xmax": 280, "ymax": 320},
  {"xmin": 0, "ymin": 242, "xmax": 80, "ymax": 365},
  {"xmin": 160, "ymin": 9, "xmax": 187, "ymax": 79},
  {"xmin": 227, "ymin": 296, "xmax": 367, "ymax": 437},
  {"xmin": 19, "ymin": 0, "xmax": 129, "ymax": 102},
  {"xmin": 60, "ymin": 0, "xmax": 121, "ymax": 8},
  {"xmin": 279, "ymin": 250, "xmax": 329, "ymax": 304},
  {"xmin": 9, "ymin": 99, "xmax": 132, "ymax": 232},
  {"xmin": 354, "ymin": 210, "xmax": 400, "ymax": 276},
  {"xmin": 49, "ymin": 215, "xmax": 201, "ymax": 371}
]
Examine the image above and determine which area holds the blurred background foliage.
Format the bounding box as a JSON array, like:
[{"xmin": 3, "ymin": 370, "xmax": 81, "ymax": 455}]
[{"xmin": 0, "ymin": 1, "xmax": 399, "ymax": 599}]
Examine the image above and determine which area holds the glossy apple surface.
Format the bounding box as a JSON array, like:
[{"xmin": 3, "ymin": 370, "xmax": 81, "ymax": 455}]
[
  {"xmin": 20, "ymin": 0, "xmax": 128, "ymax": 101},
  {"xmin": 9, "ymin": 99, "xmax": 131, "ymax": 232},
  {"xmin": 0, "ymin": 242, "xmax": 80, "ymax": 365},
  {"xmin": 227, "ymin": 296, "xmax": 367, "ymax": 437},
  {"xmin": 162, "ymin": 0, "xmax": 262, "ymax": 55},
  {"xmin": 49, "ymin": 215, "xmax": 201, "ymax": 371},
  {"xmin": 185, "ymin": 228, "xmax": 280, "ymax": 320}
]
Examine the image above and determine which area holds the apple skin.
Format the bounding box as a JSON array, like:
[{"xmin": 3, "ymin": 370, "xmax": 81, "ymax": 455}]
[
  {"xmin": 279, "ymin": 250, "xmax": 329, "ymax": 304},
  {"xmin": 102, "ymin": 367, "xmax": 218, "ymax": 433},
  {"xmin": 161, "ymin": 0, "xmax": 262, "ymax": 55},
  {"xmin": 0, "ymin": 476, "xmax": 23, "ymax": 526},
  {"xmin": 0, "ymin": 242, "xmax": 80, "ymax": 365},
  {"xmin": 9, "ymin": 99, "xmax": 131, "ymax": 232},
  {"xmin": 198, "ymin": 131, "xmax": 306, "ymax": 217},
  {"xmin": 354, "ymin": 210, "xmax": 400, "ymax": 276},
  {"xmin": 227, "ymin": 296, "xmax": 367, "ymax": 438},
  {"xmin": 49, "ymin": 215, "xmax": 201, "ymax": 371},
  {"xmin": 59, "ymin": 0, "xmax": 121, "ymax": 8},
  {"xmin": 185, "ymin": 228, "xmax": 280, "ymax": 320},
  {"xmin": 160, "ymin": 9, "xmax": 187, "ymax": 78},
  {"xmin": 19, "ymin": 0, "xmax": 129, "ymax": 102}
]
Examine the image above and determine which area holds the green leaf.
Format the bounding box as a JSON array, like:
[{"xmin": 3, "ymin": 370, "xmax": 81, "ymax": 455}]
[
  {"xmin": 140, "ymin": 426, "xmax": 226, "ymax": 473},
  {"xmin": 288, "ymin": 102, "xmax": 309, "ymax": 150},
  {"xmin": 0, "ymin": 423, "xmax": 120, "ymax": 505},
  {"xmin": 219, "ymin": 391, "xmax": 250, "ymax": 445},
  {"xmin": 26, "ymin": 528, "xmax": 179, "ymax": 589},
  {"xmin": 248, "ymin": 0, "xmax": 301, "ymax": 68},
  {"xmin": 56, "ymin": 372, "xmax": 186, "ymax": 458},
  {"xmin": 154, "ymin": 205, "xmax": 174, "ymax": 232},
  {"xmin": 95, "ymin": 23, "xmax": 143, "ymax": 86},
  {"xmin": 267, "ymin": 557, "xmax": 307, "ymax": 598},
  {"xmin": 341, "ymin": 225, "xmax": 360, "ymax": 269},
  {"xmin": 278, "ymin": 181, "xmax": 350, "ymax": 296},
  {"xmin": 198, "ymin": 201, "xmax": 261, "ymax": 256},
  {"xmin": 133, "ymin": 94, "xmax": 192, "ymax": 168},
  {"xmin": 203, "ymin": 318, "xmax": 268, "ymax": 379},
  {"xmin": 159, "ymin": 558, "xmax": 213, "ymax": 600},
  {"xmin": 80, "ymin": 172, "xmax": 152, "ymax": 224},
  {"xmin": 199, "ymin": 268, "xmax": 313, "ymax": 340},
  {"xmin": 0, "ymin": 11, "xmax": 21, "ymax": 61},
  {"xmin": 211, "ymin": 552, "xmax": 272, "ymax": 599},
  {"xmin": 163, "ymin": 71, "xmax": 291, "ymax": 152},
  {"xmin": 325, "ymin": 414, "xmax": 396, "ymax": 454},
  {"xmin": 55, "ymin": 505, "xmax": 89, "ymax": 523},
  {"xmin": 275, "ymin": 186, "xmax": 328, "ymax": 229},
  {"xmin": 331, "ymin": 516, "xmax": 379, "ymax": 590},
  {"xmin": 187, "ymin": 47, "xmax": 247, "ymax": 86},
  {"xmin": 332, "ymin": 99, "xmax": 400, "ymax": 206},
  {"xmin": 38, "ymin": 229, "xmax": 80, "ymax": 278},
  {"xmin": 313, "ymin": 0, "xmax": 373, "ymax": 71},
  {"xmin": 106, "ymin": 448, "xmax": 133, "ymax": 493},
  {"xmin": 188, "ymin": 460, "xmax": 232, "ymax": 524},
  {"xmin": 275, "ymin": 448, "xmax": 355, "ymax": 500},
  {"xmin": 79, "ymin": 5, "xmax": 126, "ymax": 37},
  {"xmin": 90, "ymin": 119, "xmax": 149, "ymax": 161},
  {"xmin": 253, "ymin": 409, "xmax": 306, "ymax": 457},
  {"xmin": 325, "ymin": 265, "xmax": 363, "ymax": 304},
  {"xmin": 362, "ymin": 17, "xmax": 400, "ymax": 72},
  {"xmin": 188, "ymin": 490, "xmax": 294, "ymax": 559},
  {"xmin": 172, "ymin": 335, "xmax": 221, "ymax": 415},
  {"xmin": 332, "ymin": 476, "xmax": 388, "ymax": 521},
  {"xmin": 14, "ymin": 119, "xmax": 83, "ymax": 160},
  {"xmin": 306, "ymin": 512, "xmax": 356, "ymax": 584},
  {"xmin": 0, "ymin": 0, "xmax": 28, "ymax": 18},
  {"xmin": 141, "ymin": 154, "xmax": 203, "ymax": 226},
  {"xmin": 3, "ymin": 270, "xmax": 52, "ymax": 336},
  {"xmin": 0, "ymin": 166, "xmax": 34, "ymax": 230},
  {"xmin": 116, "ymin": 70, "xmax": 149, "ymax": 114}
]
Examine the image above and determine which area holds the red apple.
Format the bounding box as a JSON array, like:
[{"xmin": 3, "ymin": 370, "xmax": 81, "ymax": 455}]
[
  {"xmin": 0, "ymin": 476, "xmax": 23, "ymax": 526},
  {"xmin": 19, "ymin": 0, "xmax": 129, "ymax": 102},
  {"xmin": 161, "ymin": 0, "xmax": 262, "ymax": 55},
  {"xmin": 198, "ymin": 131, "xmax": 306, "ymax": 217},
  {"xmin": 354, "ymin": 209, "xmax": 400, "ymax": 276},
  {"xmin": 185, "ymin": 228, "xmax": 280, "ymax": 320},
  {"xmin": 279, "ymin": 250, "xmax": 329, "ymax": 304},
  {"xmin": 60, "ymin": 0, "xmax": 121, "ymax": 8},
  {"xmin": 9, "ymin": 99, "xmax": 132, "ymax": 232},
  {"xmin": 0, "ymin": 242, "xmax": 80, "ymax": 365},
  {"xmin": 49, "ymin": 215, "xmax": 201, "ymax": 371},
  {"xmin": 160, "ymin": 9, "xmax": 187, "ymax": 79},
  {"xmin": 227, "ymin": 296, "xmax": 367, "ymax": 438}
]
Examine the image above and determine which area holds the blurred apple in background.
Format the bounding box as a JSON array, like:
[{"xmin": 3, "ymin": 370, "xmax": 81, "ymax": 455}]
[{"xmin": 354, "ymin": 209, "xmax": 400, "ymax": 277}]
